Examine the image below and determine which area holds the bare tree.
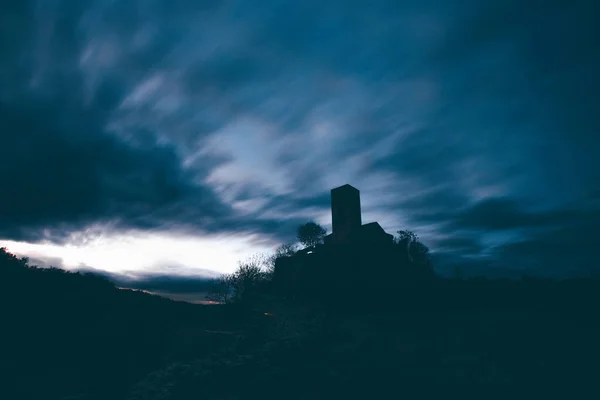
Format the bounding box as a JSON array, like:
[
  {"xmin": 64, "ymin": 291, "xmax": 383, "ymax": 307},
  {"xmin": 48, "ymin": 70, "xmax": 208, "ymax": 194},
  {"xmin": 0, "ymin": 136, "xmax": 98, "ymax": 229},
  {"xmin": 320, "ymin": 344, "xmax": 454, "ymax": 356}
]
[
  {"xmin": 266, "ymin": 243, "xmax": 298, "ymax": 273},
  {"xmin": 229, "ymin": 262, "xmax": 268, "ymax": 302},
  {"xmin": 205, "ymin": 254, "xmax": 272, "ymax": 304},
  {"xmin": 205, "ymin": 275, "xmax": 234, "ymax": 303}
]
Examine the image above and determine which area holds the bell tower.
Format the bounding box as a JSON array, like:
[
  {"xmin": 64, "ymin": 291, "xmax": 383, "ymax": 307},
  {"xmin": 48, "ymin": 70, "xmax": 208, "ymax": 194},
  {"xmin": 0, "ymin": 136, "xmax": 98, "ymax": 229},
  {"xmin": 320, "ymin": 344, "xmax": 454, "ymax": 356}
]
[{"xmin": 331, "ymin": 184, "xmax": 362, "ymax": 239}]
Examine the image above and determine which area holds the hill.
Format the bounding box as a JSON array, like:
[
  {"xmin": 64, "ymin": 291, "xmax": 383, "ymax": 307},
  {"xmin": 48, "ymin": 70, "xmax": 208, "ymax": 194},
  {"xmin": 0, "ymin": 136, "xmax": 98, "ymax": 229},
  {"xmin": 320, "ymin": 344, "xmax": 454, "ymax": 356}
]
[
  {"xmin": 2, "ymin": 247, "xmax": 600, "ymax": 399},
  {"xmin": 0, "ymin": 248, "xmax": 255, "ymax": 400}
]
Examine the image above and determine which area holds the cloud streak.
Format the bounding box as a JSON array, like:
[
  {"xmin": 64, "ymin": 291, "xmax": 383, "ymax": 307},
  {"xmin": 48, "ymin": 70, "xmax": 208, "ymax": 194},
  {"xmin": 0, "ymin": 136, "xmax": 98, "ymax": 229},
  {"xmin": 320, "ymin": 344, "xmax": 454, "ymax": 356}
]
[{"xmin": 1, "ymin": 0, "xmax": 598, "ymax": 278}]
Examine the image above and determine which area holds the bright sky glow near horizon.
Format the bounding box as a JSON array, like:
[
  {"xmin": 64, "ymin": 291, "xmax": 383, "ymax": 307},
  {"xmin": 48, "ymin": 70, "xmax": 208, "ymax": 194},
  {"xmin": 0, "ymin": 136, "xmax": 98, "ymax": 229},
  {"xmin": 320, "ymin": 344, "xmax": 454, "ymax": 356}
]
[
  {"xmin": 1, "ymin": 0, "xmax": 599, "ymax": 289},
  {"xmin": 0, "ymin": 231, "xmax": 268, "ymax": 277}
]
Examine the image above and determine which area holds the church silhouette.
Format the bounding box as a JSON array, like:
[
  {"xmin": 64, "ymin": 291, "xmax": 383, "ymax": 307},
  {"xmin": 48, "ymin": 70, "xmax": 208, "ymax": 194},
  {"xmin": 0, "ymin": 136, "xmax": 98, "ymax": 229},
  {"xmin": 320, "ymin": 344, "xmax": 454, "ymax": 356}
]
[
  {"xmin": 324, "ymin": 184, "xmax": 394, "ymax": 246},
  {"xmin": 273, "ymin": 184, "xmax": 404, "ymax": 299}
]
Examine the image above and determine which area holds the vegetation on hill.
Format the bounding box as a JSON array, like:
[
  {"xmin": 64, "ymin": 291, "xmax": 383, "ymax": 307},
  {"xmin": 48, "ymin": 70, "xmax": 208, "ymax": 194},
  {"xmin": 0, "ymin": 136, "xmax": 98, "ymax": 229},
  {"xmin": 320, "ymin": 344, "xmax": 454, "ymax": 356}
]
[
  {"xmin": 0, "ymin": 247, "xmax": 256, "ymax": 400},
  {"xmin": 205, "ymin": 222, "xmax": 434, "ymax": 306},
  {"xmin": 2, "ymin": 218, "xmax": 600, "ymax": 399}
]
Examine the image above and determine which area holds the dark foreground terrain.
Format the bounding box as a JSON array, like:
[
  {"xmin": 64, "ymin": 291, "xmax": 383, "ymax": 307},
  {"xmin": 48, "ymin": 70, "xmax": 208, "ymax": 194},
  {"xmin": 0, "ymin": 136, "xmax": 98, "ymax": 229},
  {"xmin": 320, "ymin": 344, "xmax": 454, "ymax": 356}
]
[{"xmin": 2, "ymin": 248, "xmax": 599, "ymax": 399}]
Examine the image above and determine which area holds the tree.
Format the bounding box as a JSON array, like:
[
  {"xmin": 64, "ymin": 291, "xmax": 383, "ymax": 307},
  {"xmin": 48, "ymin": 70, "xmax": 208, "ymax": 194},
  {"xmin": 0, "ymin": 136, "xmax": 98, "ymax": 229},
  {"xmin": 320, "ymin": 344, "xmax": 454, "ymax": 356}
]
[
  {"xmin": 206, "ymin": 254, "xmax": 272, "ymax": 304},
  {"xmin": 297, "ymin": 221, "xmax": 327, "ymax": 248},
  {"xmin": 205, "ymin": 275, "xmax": 234, "ymax": 304},
  {"xmin": 230, "ymin": 259, "xmax": 271, "ymax": 303},
  {"xmin": 266, "ymin": 243, "xmax": 298, "ymax": 273},
  {"xmin": 394, "ymin": 230, "xmax": 418, "ymax": 245},
  {"xmin": 408, "ymin": 240, "xmax": 432, "ymax": 270},
  {"xmin": 394, "ymin": 230, "xmax": 433, "ymax": 273}
]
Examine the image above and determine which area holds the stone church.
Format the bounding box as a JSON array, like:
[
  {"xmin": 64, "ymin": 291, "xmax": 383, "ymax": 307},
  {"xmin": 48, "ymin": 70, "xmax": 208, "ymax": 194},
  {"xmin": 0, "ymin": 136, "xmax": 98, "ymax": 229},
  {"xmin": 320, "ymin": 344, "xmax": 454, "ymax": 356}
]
[
  {"xmin": 323, "ymin": 184, "xmax": 394, "ymax": 246},
  {"xmin": 273, "ymin": 184, "xmax": 398, "ymax": 295}
]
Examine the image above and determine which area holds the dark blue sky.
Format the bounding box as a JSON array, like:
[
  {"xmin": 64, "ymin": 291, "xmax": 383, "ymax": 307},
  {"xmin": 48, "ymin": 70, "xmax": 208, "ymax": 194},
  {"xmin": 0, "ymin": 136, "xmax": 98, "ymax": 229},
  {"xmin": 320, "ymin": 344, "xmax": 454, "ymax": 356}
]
[{"xmin": 0, "ymin": 0, "xmax": 599, "ymax": 279}]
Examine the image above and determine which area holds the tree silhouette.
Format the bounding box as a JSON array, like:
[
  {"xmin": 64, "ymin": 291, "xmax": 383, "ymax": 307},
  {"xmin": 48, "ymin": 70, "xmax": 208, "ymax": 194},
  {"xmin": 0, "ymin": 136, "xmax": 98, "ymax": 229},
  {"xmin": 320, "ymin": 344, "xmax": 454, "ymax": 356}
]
[
  {"xmin": 297, "ymin": 221, "xmax": 327, "ymax": 248},
  {"xmin": 206, "ymin": 254, "xmax": 272, "ymax": 304},
  {"xmin": 205, "ymin": 275, "xmax": 234, "ymax": 303},
  {"xmin": 230, "ymin": 258, "xmax": 270, "ymax": 302},
  {"xmin": 394, "ymin": 230, "xmax": 433, "ymax": 272},
  {"xmin": 408, "ymin": 240, "xmax": 432, "ymax": 269},
  {"xmin": 394, "ymin": 230, "xmax": 418, "ymax": 245},
  {"xmin": 266, "ymin": 243, "xmax": 297, "ymax": 272}
]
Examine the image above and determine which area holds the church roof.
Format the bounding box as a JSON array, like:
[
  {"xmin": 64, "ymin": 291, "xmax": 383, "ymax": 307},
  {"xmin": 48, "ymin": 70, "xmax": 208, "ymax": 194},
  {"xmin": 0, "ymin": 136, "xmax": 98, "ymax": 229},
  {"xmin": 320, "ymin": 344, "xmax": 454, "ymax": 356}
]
[
  {"xmin": 324, "ymin": 222, "xmax": 393, "ymax": 244},
  {"xmin": 331, "ymin": 184, "xmax": 359, "ymax": 192},
  {"xmin": 360, "ymin": 222, "xmax": 387, "ymax": 234}
]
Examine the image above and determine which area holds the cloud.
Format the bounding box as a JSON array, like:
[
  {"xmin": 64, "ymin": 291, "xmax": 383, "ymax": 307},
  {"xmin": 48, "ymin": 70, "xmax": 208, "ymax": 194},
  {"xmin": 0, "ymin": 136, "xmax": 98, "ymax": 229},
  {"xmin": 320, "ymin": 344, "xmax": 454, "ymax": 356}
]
[
  {"xmin": 432, "ymin": 236, "xmax": 484, "ymax": 255},
  {"xmin": 0, "ymin": 97, "xmax": 232, "ymax": 242},
  {"xmin": 447, "ymin": 198, "xmax": 581, "ymax": 232},
  {"xmin": 0, "ymin": 0, "xmax": 598, "ymax": 278},
  {"xmin": 76, "ymin": 265, "xmax": 219, "ymax": 291},
  {"xmin": 427, "ymin": 198, "xmax": 600, "ymax": 277},
  {"xmin": 490, "ymin": 210, "xmax": 600, "ymax": 278}
]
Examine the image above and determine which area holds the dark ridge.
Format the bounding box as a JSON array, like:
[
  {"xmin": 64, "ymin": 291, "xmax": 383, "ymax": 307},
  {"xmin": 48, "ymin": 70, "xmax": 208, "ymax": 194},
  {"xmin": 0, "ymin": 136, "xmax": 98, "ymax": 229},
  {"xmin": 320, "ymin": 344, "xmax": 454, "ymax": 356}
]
[{"xmin": 3, "ymin": 241, "xmax": 600, "ymax": 399}]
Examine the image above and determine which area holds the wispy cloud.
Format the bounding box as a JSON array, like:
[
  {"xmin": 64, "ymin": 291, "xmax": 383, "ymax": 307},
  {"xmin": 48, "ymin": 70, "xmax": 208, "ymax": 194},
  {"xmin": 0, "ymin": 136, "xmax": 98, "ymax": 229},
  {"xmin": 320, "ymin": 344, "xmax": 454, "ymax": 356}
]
[{"xmin": 0, "ymin": 0, "xmax": 598, "ymax": 277}]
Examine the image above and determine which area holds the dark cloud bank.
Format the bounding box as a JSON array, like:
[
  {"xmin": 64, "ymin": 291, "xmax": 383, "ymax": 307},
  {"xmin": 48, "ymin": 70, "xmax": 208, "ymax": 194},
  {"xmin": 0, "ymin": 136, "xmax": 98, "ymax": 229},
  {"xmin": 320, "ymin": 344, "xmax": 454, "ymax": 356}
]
[
  {"xmin": 1, "ymin": 0, "xmax": 599, "ymax": 279},
  {"xmin": 26, "ymin": 256, "xmax": 218, "ymax": 303}
]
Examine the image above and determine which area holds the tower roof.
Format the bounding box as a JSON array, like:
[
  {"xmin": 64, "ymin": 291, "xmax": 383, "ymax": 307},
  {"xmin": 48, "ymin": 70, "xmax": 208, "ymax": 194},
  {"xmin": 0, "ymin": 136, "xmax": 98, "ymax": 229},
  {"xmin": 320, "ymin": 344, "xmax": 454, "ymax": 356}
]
[{"xmin": 331, "ymin": 184, "xmax": 359, "ymax": 192}]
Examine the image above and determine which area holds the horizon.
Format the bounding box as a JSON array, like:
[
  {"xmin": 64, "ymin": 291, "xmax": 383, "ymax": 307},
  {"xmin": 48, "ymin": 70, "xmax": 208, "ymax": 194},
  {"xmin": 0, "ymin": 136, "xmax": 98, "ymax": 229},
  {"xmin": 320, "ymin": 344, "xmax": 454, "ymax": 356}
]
[{"xmin": 1, "ymin": 0, "xmax": 599, "ymax": 290}]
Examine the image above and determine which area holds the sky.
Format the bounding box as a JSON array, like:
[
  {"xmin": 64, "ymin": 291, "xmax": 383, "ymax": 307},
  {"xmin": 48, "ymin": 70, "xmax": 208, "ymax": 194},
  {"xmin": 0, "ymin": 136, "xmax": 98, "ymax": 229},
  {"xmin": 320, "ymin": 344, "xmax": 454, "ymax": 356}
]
[{"xmin": 1, "ymin": 0, "xmax": 599, "ymax": 290}]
